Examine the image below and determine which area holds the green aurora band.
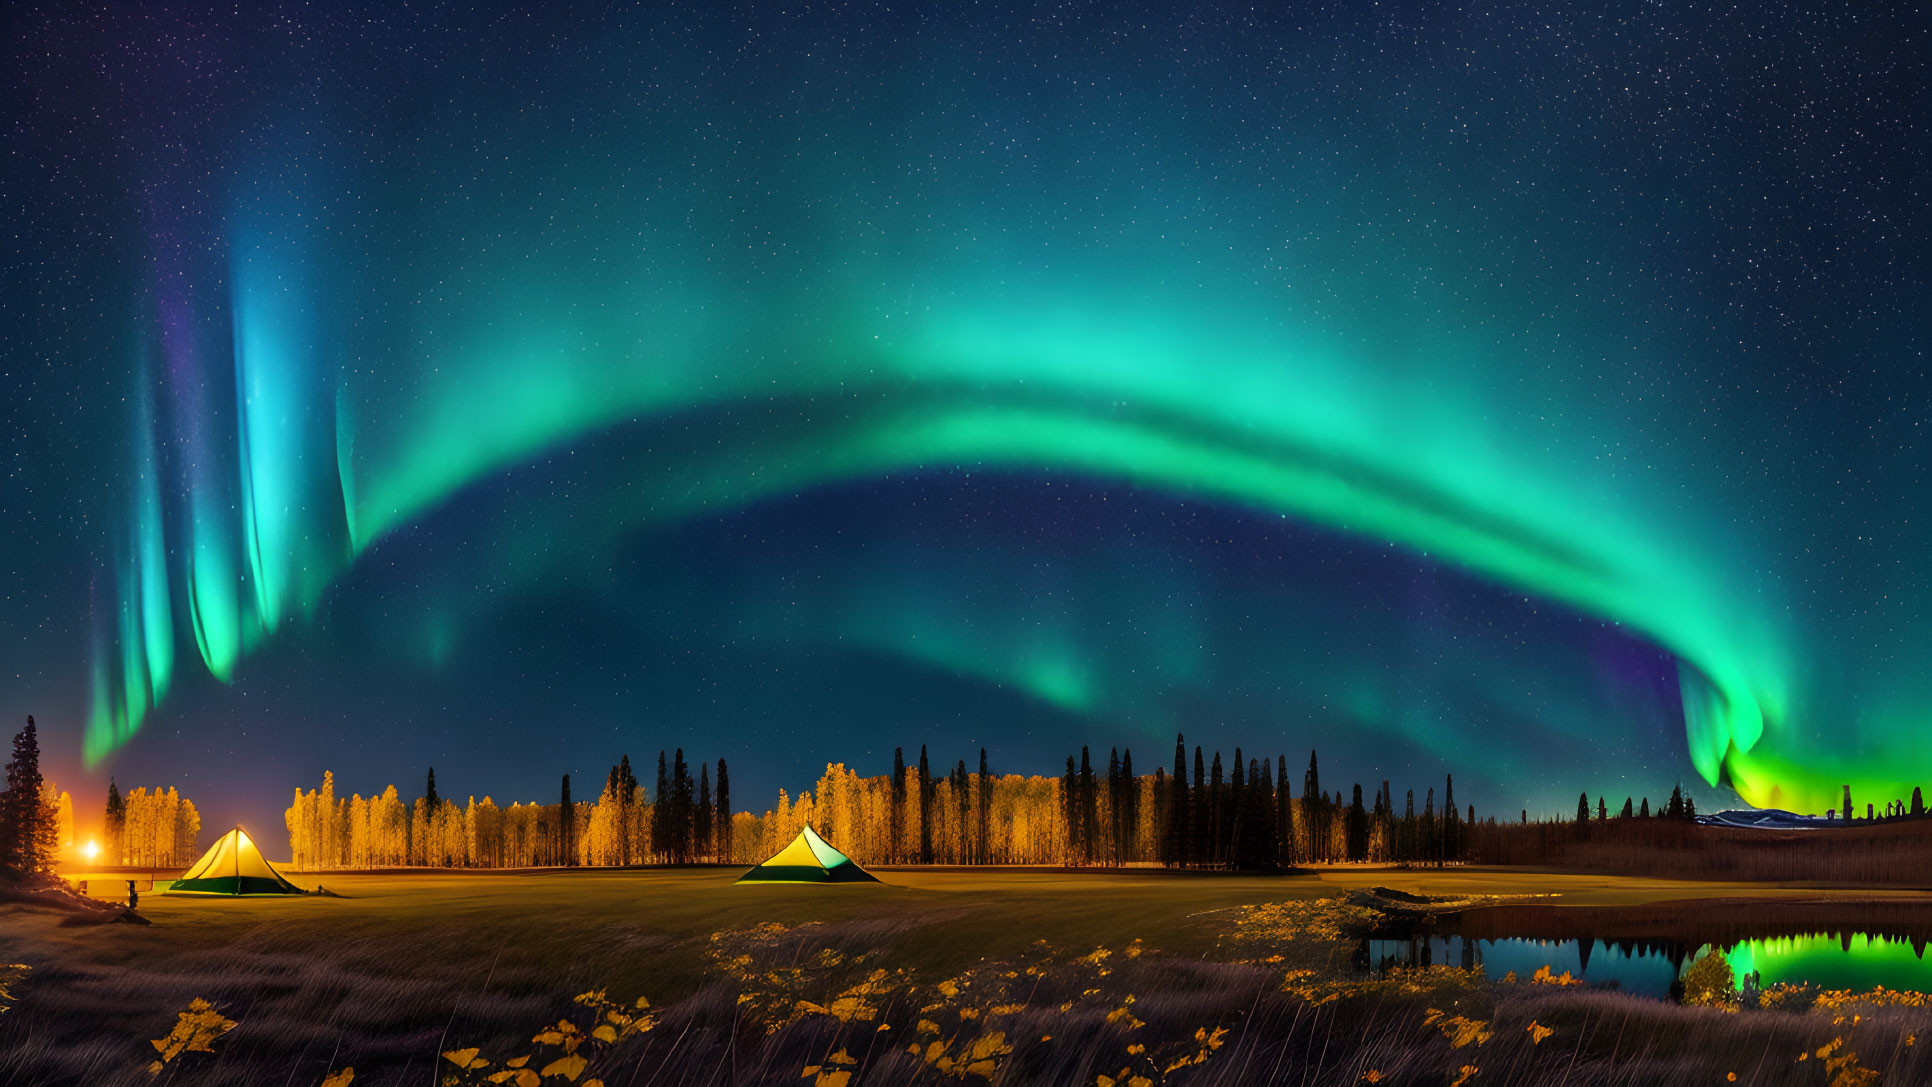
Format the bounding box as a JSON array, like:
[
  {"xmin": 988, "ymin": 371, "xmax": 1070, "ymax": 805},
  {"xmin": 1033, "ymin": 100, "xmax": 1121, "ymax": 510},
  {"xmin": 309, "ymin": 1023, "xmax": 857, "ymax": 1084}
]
[{"xmin": 75, "ymin": 4, "xmax": 1918, "ymax": 811}]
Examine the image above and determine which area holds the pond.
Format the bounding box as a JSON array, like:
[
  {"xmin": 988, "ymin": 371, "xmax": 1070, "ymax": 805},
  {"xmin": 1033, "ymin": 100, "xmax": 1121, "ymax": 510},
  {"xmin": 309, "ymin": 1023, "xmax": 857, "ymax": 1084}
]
[{"xmin": 1362, "ymin": 899, "xmax": 1932, "ymax": 999}]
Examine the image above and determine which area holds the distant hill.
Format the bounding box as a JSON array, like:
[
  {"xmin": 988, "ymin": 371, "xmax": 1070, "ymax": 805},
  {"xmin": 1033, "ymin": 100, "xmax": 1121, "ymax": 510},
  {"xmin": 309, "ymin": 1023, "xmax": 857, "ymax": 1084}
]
[{"xmin": 1696, "ymin": 808, "xmax": 1836, "ymax": 830}]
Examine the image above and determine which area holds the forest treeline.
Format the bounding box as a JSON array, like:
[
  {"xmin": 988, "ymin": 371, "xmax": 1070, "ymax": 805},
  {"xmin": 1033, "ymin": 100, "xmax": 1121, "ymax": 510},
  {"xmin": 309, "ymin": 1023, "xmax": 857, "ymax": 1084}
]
[
  {"xmin": 101, "ymin": 779, "xmax": 199, "ymax": 867},
  {"xmin": 281, "ymin": 736, "xmax": 1520, "ymax": 870}
]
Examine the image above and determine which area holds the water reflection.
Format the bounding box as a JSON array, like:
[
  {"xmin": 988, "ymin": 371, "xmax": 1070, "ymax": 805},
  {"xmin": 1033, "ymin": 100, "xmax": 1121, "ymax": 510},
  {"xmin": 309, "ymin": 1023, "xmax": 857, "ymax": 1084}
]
[
  {"xmin": 1363, "ymin": 904, "xmax": 1932, "ymax": 998},
  {"xmin": 1364, "ymin": 935, "xmax": 1682, "ymax": 997}
]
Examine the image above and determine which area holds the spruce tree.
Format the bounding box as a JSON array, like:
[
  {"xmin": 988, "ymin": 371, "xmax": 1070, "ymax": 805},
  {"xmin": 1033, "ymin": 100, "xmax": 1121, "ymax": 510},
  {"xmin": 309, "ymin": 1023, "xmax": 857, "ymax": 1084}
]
[
  {"xmin": 1119, "ymin": 748, "xmax": 1136, "ymax": 862},
  {"xmin": 672, "ymin": 749, "xmax": 693, "ymax": 863},
  {"xmin": 1277, "ymin": 754, "xmax": 1293, "ymax": 866},
  {"xmin": 2, "ymin": 717, "xmax": 48, "ymax": 873},
  {"xmin": 1302, "ymin": 750, "xmax": 1321, "ymax": 863},
  {"xmin": 1078, "ymin": 747, "xmax": 1096, "ymax": 862},
  {"xmin": 715, "ymin": 759, "xmax": 731, "ymax": 861},
  {"xmin": 1192, "ymin": 747, "xmax": 1208, "ymax": 866},
  {"xmin": 891, "ymin": 747, "xmax": 907, "ymax": 864},
  {"xmin": 1576, "ymin": 792, "xmax": 1591, "ymax": 824},
  {"xmin": 1061, "ymin": 755, "xmax": 1078, "ymax": 863},
  {"xmin": 696, "ymin": 763, "xmax": 713, "ymax": 861},
  {"xmin": 559, "ymin": 774, "xmax": 574, "ymax": 865},
  {"xmin": 976, "ymin": 748, "xmax": 991, "ymax": 865},
  {"xmin": 1167, "ymin": 734, "xmax": 1187, "ymax": 867},
  {"xmin": 105, "ymin": 777, "xmax": 126, "ymax": 865},
  {"xmin": 918, "ymin": 745, "xmax": 933, "ymax": 864},
  {"xmin": 425, "ymin": 766, "xmax": 440, "ymax": 811},
  {"xmin": 1107, "ymin": 747, "xmax": 1122, "ymax": 864},
  {"xmin": 1347, "ymin": 783, "xmax": 1367, "ymax": 861},
  {"xmin": 653, "ymin": 752, "xmax": 669, "ymax": 860}
]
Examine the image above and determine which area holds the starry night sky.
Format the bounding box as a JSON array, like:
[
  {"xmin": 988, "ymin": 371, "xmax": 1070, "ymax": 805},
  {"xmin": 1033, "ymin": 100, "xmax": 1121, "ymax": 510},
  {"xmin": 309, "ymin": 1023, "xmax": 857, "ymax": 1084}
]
[{"xmin": 3, "ymin": 3, "xmax": 1927, "ymax": 838}]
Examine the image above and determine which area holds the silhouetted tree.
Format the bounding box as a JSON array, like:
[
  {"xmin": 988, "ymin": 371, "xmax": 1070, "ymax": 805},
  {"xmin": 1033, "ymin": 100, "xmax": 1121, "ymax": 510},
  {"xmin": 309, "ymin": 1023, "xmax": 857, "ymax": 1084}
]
[
  {"xmin": 671, "ymin": 749, "xmax": 694, "ymax": 862},
  {"xmin": 1277, "ymin": 754, "xmax": 1294, "ymax": 866},
  {"xmin": 653, "ymin": 752, "xmax": 669, "ymax": 860},
  {"xmin": 1119, "ymin": 748, "xmax": 1137, "ymax": 862},
  {"xmin": 919, "ymin": 745, "xmax": 934, "ymax": 864},
  {"xmin": 425, "ymin": 766, "xmax": 440, "ymax": 811},
  {"xmin": 1079, "ymin": 747, "xmax": 1097, "ymax": 862},
  {"xmin": 559, "ymin": 774, "xmax": 575, "ymax": 865},
  {"xmin": 1347, "ymin": 784, "xmax": 1368, "ymax": 861},
  {"xmin": 1193, "ymin": 747, "xmax": 1208, "ymax": 866},
  {"xmin": 1620, "ymin": 797, "xmax": 1634, "ymax": 818},
  {"xmin": 891, "ymin": 748, "xmax": 907, "ymax": 864},
  {"xmin": 715, "ymin": 759, "xmax": 731, "ymax": 861},
  {"xmin": 977, "ymin": 749, "xmax": 991, "ymax": 864},
  {"xmin": 696, "ymin": 763, "xmax": 713, "ymax": 861},
  {"xmin": 1576, "ymin": 793, "xmax": 1591, "ymax": 825},
  {"xmin": 105, "ymin": 777, "xmax": 125, "ymax": 864},
  {"xmin": 1, "ymin": 717, "xmax": 52, "ymax": 873},
  {"xmin": 1639, "ymin": 797, "xmax": 1651, "ymax": 818},
  {"xmin": 1844, "ymin": 784, "xmax": 1854, "ymax": 823},
  {"xmin": 1166, "ymin": 735, "xmax": 1188, "ymax": 866},
  {"xmin": 1597, "ymin": 796, "xmax": 1608, "ymax": 821},
  {"xmin": 1915, "ymin": 787, "xmax": 1925, "ymax": 818},
  {"xmin": 1062, "ymin": 755, "xmax": 1078, "ymax": 864},
  {"xmin": 1302, "ymin": 750, "xmax": 1322, "ymax": 864}
]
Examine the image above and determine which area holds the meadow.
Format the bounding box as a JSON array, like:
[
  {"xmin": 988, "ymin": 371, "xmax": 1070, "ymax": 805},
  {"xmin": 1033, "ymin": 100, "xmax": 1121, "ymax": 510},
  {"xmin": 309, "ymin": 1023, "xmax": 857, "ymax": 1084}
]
[{"xmin": 4, "ymin": 866, "xmax": 1931, "ymax": 1086}]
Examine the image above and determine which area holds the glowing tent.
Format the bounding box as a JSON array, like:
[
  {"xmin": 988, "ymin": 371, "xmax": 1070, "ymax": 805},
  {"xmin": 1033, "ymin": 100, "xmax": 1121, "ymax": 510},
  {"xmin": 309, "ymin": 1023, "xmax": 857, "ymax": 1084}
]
[
  {"xmin": 737, "ymin": 825, "xmax": 879, "ymax": 884},
  {"xmin": 164, "ymin": 827, "xmax": 306, "ymax": 896}
]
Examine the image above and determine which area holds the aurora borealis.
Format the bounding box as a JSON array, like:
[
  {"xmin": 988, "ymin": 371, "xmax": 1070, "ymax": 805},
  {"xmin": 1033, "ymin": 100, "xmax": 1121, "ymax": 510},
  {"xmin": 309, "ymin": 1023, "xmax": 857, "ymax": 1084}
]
[{"xmin": 6, "ymin": 3, "xmax": 1929, "ymax": 829}]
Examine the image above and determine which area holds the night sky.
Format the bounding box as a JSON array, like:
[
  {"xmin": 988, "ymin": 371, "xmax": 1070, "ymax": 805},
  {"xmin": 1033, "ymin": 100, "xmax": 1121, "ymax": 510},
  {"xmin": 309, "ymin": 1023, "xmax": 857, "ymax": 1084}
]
[{"xmin": 4, "ymin": 3, "xmax": 1927, "ymax": 839}]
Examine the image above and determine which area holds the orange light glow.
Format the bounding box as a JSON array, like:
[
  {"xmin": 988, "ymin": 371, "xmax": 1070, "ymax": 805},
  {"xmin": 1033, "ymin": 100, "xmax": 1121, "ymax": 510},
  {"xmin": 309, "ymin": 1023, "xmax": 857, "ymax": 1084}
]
[{"xmin": 82, "ymin": 840, "xmax": 100, "ymax": 861}]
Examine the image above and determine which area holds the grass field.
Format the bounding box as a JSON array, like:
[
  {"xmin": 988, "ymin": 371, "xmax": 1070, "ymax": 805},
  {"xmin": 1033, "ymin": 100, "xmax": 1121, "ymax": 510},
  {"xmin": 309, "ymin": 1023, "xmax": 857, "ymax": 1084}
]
[{"xmin": 6, "ymin": 866, "xmax": 1932, "ymax": 1086}]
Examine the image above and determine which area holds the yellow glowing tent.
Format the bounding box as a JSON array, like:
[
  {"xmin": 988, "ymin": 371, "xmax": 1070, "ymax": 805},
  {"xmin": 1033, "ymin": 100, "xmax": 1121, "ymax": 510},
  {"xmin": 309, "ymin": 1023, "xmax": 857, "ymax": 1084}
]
[
  {"xmin": 164, "ymin": 827, "xmax": 306, "ymax": 896},
  {"xmin": 737, "ymin": 825, "xmax": 879, "ymax": 884}
]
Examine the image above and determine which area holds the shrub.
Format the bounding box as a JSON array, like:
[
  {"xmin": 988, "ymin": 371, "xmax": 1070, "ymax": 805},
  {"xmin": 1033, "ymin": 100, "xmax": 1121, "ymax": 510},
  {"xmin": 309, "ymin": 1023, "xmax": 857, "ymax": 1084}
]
[{"xmin": 1681, "ymin": 951, "xmax": 1736, "ymax": 1007}]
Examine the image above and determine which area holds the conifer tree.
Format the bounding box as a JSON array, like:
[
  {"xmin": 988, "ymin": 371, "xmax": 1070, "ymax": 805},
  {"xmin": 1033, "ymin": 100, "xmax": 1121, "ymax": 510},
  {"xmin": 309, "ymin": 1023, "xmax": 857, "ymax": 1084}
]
[
  {"xmin": 1347, "ymin": 783, "xmax": 1368, "ymax": 861},
  {"xmin": 1061, "ymin": 754, "xmax": 1078, "ymax": 863},
  {"xmin": 1277, "ymin": 754, "xmax": 1293, "ymax": 866},
  {"xmin": 891, "ymin": 747, "xmax": 907, "ymax": 863},
  {"xmin": 1166, "ymin": 734, "xmax": 1188, "ymax": 866},
  {"xmin": 696, "ymin": 763, "xmax": 713, "ymax": 862},
  {"xmin": 1302, "ymin": 750, "xmax": 1322, "ymax": 863},
  {"xmin": 976, "ymin": 748, "xmax": 991, "ymax": 864},
  {"xmin": 918, "ymin": 745, "xmax": 933, "ymax": 864},
  {"xmin": 1576, "ymin": 792, "xmax": 1591, "ymax": 824},
  {"xmin": 716, "ymin": 759, "xmax": 731, "ymax": 861},
  {"xmin": 653, "ymin": 752, "xmax": 669, "ymax": 861},
  {"xmin": 1193, "ymin": 746, "xmax": 1208, "ymax": 866},
  {"xmin": 1078, "ymin": 747, "xmax": 1096, "ymax": 862},
  {"xmin": 560, "ymin": 774, "xmax": 574, "ymax": 865},
  {"xmin": 2, "ymin": 717, "xmax": 50, "ymax": 872},
  {"xmin": 425, "ymin": 766, "xmax": 439, "ymax": 811},
  {"xmin": 105, "ymin": 777, "xmax": 126, "ymax": 865},
  {"xmin": 672, "ymin": 749, "xmax": 693, "ymax": 862}
]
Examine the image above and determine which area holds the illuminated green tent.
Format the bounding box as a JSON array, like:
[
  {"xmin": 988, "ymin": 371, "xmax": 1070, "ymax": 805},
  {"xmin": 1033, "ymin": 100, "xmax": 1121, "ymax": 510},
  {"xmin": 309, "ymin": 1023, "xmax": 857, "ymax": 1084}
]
[
  {"xmin": 737, "ymin": 825, "xmax": 879, "ymax": 884},
  {"xmin": 164, "ymin": 827, "xmax": 306, "ymax": 896}
]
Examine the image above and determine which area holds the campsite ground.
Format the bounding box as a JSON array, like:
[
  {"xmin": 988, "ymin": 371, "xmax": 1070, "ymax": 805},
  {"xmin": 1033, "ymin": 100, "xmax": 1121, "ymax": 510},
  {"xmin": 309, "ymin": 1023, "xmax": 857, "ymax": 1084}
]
[{"xmin": 6, "ymin": 867, "xmax": 1932, "ymax": 1085}]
